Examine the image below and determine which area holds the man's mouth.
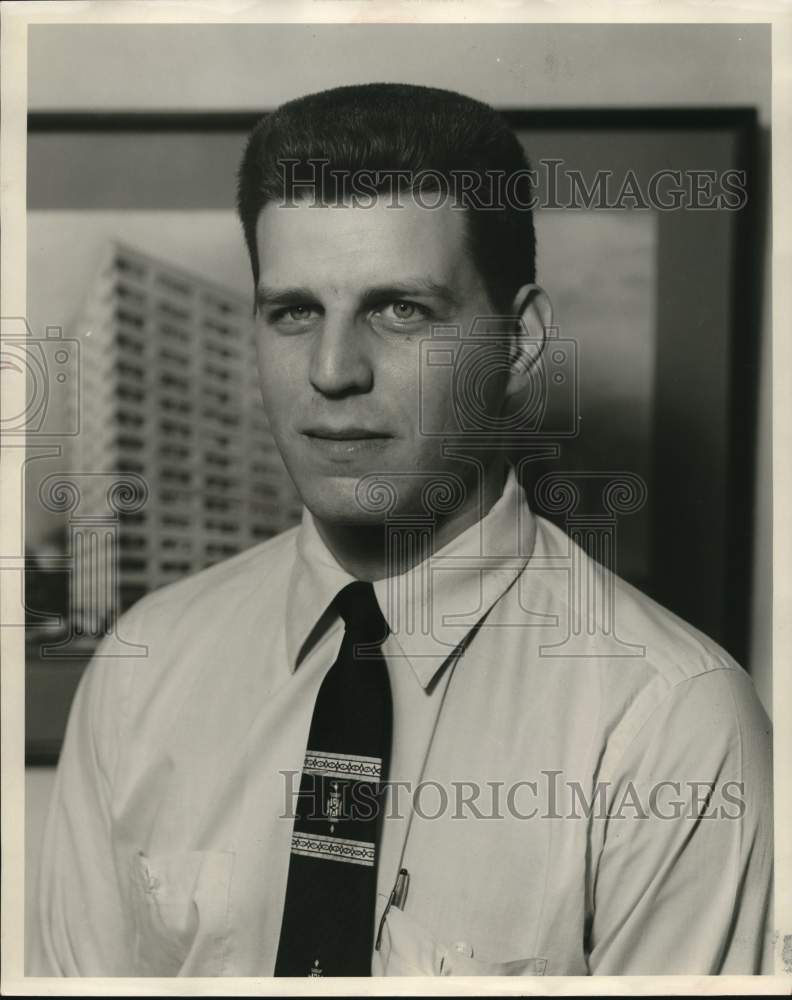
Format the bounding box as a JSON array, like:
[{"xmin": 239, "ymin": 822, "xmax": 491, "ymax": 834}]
[
  {"xmin": 303, "ymin": 426, "xmax": 392, "ymax": 441},
  {"xmin": 301, "ymin": 426, "xmax": 393, "ymax": 458}
]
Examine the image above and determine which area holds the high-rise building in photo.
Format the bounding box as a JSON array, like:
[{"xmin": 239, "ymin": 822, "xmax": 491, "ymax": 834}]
[{"xmin": 70, "ymin": 240, "xmax": 303, "ymax": 616}]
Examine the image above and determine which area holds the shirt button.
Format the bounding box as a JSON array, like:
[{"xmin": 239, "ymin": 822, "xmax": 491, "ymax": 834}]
[{"xmin": 452, "ymin": 940, "xmax": 474, "ymax": 958}]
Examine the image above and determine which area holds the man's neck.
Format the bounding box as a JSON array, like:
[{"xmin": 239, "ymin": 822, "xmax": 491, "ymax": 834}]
[{"xmin": 312, "ymin": 459, "xmax": 510, "ymax": 582}]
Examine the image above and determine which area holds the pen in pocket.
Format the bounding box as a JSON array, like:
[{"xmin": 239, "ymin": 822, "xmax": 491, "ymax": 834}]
[{"xmin": 375, "ymin": 867, "xmax": 410, "ymax": 950}]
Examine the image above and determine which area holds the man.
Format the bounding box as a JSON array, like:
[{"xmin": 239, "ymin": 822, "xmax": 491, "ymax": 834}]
[{"xmin": 33, "ymin": 83, "xmax": 772, "ymax": 977}]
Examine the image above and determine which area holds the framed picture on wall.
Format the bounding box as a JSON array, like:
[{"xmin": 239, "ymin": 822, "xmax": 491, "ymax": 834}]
[{"xmin": 24, "ymin": 108, "xmax": 762, "ymax": 763}]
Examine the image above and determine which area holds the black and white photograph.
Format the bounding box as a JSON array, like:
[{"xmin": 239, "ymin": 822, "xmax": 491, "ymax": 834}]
[{"xmin": 1, "ymin": 4, "xmax": 789, "ymax": 993}]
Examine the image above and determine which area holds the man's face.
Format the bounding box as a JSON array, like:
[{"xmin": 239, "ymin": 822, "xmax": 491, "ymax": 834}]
[{"xmin": 253, "ymin": 193, "xmax": 510, "ymax": 526}]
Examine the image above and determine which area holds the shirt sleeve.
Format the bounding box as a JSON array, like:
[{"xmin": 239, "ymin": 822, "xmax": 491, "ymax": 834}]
[
  {"xmin": 586, "ymin": 666, "xmax": 773, "ymax": 975},
  {"xmin": 28, "ymin": 608, "xmax": 143, "ymax": 976}
]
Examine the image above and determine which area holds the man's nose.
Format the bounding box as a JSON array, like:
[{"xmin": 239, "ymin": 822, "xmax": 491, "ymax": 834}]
[{"xmin": 309, "ymin": 319, "xmax": 374, "ymax": 397}]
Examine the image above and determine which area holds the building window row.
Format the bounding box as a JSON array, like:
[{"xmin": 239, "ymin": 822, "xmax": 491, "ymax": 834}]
[
  {"xmin": 118, "ymin": 385, "xmax": 145, "ymax": 403},
  {"xmin": 203, "ymin": 364, "xmax": 232, "ymax": 382},
  {"xmin": 116, "ymin": 458, "xmax": 144, "ymax": 474},
  {"xmin": 250, "ymin": 482, "xmax": 279, "ymax": 499},
  {"xmin": 160, "ymin": 372, "xmax": 190, "ymax": 392},
  {"xmin": 205, "ymin": 542, "xmax": 238, "ymax": 559},
  {"xmin": 160, "ymin": 419, "xmax": 192, "ymax": 438},
  {"xmin": 205, "ymin": 519, "xmax": 239, "ymax": 535},
  {"xmin": 116, "ymin": 282, "xmax": 147, "ymax": 307},
  {"xmin": 160, "ymin": 322, "xmax": 191, "ymax": 344},
  {"xmin": 162, "ymin": 513, "xmax": 190, "ymax": 528},
  {"xmin": 117, "ymin": 410, "xmax": 145, "ymax": 428},
  {"xmin": 251, "ymin": 525, "xmax": 274, "ymax": 540},
  {"xmin": 119, "ymin": 556, "xmax": 147, "ymax": 573},
  {"xmin": 160, "ymin": 442, "xmax": 190, "ymax": 460},
  {"xmin": 160, "ymin": 397, "xmax": 193, "ymax": 415},
  {"xmin": 205, "ymin": 341, "xmax": 240, "ymax": 362},
  {"xmin": 157, "ymin": 273, "xmax": 192, "ymax": 298},
  {"xmin": 116, "ymin": 331, "xmax": 145, "ymax": 355},
  {"xmin": 160, "ymin": 347, "xmax": 190, "ymax": 366},
  {"xmin": 201, "ymin": 409, "xmax": 240, "ymax": 428},
  {"xmin": 162, "ymin": 538, "xmax": 192, "ymax": 552},
  {"xmin": 116, "ymin": 434, "xmax": 145, "ymax": 451},
  {"xmin": 158, "ymin": 300, "xmax": 191, "ymax": 323},
  {"xmin": 203, "ymin": 318, "xmax": 235, "ymax": 338},
  {"xmin": 115, "ymin": 307, "xmax": 145, "ymax": 330},
  {"xmin": 161, "ymin": 560, "xmax": 191, "ymax": 574},
  {"xmin": 118, "ymin": 535, "xmax": 147, "ymax": 551},
  {"xmin": 114, "ymin": 256, "xmax": 147, "ymax": 281},
  {"xmin": 116, "ymin": 359, "xmax": 145, "ymax": 380},
  {"xmin": 203, "ymin": 293, "xmax": 238, "ymax": 317},
  {"xmin": 161, "ymin": 469, "xmax": 191, "ymax": 485}
]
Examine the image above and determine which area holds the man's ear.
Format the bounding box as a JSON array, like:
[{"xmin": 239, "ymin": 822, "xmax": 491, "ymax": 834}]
[{"xmin": 505, "ymin": 283, "xmax": 553, "ymax": 403}]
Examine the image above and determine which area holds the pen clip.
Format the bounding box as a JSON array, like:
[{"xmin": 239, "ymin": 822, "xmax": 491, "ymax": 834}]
[
  {"xmin": 375, "ymin": 868, "xmax": 410, "ymax": 951},
  {"xmin": 392, "ymin": 868, "xmax": 410, "ymax": 910}
]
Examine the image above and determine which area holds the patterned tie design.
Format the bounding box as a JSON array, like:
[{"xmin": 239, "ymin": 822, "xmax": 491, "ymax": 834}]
[{"xmin": 274, "ymin": 581, "xmax": 392, "ymax": 977}]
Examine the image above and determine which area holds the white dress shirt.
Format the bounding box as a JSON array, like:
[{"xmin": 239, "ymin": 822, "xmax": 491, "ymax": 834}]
[{"xmin": 31, "ymin": 466, "xmax": 773, "ymax": 976}]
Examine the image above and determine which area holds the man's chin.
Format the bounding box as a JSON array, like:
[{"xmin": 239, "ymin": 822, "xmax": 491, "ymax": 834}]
[
  {"xmin": 289, "ymin": 461, "xmax": 476, "ymax": 527},
  {"xmin": 294, "ymin": 476, "xmax": 397, "ymax": 527}
]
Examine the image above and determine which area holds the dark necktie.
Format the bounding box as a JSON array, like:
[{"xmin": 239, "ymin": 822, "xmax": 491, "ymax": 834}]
[{"xmin": 274, "ymin": 581, "xmax": 392, "ymax": 977}]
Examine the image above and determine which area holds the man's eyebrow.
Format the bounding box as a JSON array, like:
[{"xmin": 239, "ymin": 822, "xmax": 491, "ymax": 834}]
[
  {"xmin": 255, "ymin": 279, "xmax": 461, "ymax": 312},
  {"xmin": 255, "ymin": 285, "xmax": 318, "ymax": 310},
  {"xmin": 360, "ymin": 280, "xmax": 460, "ymax": 308}
]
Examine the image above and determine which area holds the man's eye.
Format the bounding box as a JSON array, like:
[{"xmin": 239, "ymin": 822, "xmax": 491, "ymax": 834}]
[
  {"xmin": 285, "ymin": 306, "xmax": 315, "ymax": 321},
  {"xmin": 375, "ymin": 301, "xmax": 429, "ymax": 325},
  {"xmin": 269, "ymin": 305, "xmax": 317, "ymax": 324}
]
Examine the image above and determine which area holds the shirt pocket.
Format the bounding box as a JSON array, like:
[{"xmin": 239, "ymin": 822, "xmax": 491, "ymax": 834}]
[
  {"xmin": 374, "ymin": 905, "xmax": 444, "ymax": 975},
  {"xmin": 129, "ymin": 849, "xmax": 235, "ymax": 976},
  {"xmin": 440, "ymin": 952, "xmax": 548, "ymax": 976},
  {"xmin": 375, "ymin": 906, "xmax": 547, "ymax": 977}
]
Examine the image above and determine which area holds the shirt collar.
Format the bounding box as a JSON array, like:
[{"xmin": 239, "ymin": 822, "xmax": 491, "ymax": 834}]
[{"xmin": 284, "ymin": 464, "xmax": 536, "ymax": 689}]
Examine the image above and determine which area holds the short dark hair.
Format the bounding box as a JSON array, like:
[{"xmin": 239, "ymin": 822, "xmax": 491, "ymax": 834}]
[{"xmin": 236, "ymin": 82, "xmax": 536, "ymax": 313}]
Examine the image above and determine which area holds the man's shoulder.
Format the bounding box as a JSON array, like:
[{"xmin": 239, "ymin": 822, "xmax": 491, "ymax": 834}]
[
  {"xmin": 82, "ymin": 526, "xmax": 300, "ymax": 712},
  {"xmin": 531, "ymin": 513, "xmax": 747, "ymax": 689},
  {"xmin": 125, "ymin": 524, "xmax": 300, "ymax": 628},
  {"xmin": 529, "ymin": 516, "xmax": 770, "ymax": 780}
]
